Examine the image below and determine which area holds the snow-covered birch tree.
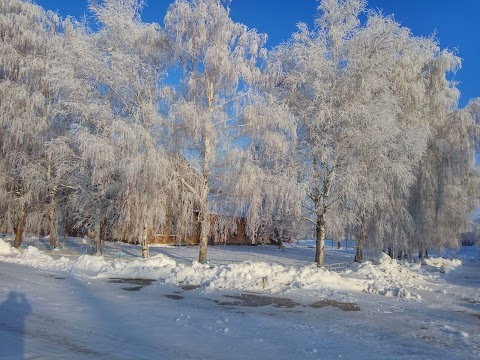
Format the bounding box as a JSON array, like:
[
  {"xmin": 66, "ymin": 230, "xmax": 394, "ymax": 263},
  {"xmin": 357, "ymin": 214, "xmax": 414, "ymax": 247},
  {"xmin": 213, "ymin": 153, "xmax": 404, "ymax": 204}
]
[
  {"xmin": 0, "ymin": 0, "xmax": 78, "ymax": 248},
  {"xmin": 407, "ymin": 50, "xmax": 480, "ymax": 256},
  {"xmin": 267, "ymin": 0, "xmax": 371, "ymax": 267},
  {"xmin": 344, "ymin": 14, "xmax": 431, "ymax": 262},
  {"xmin": 235, "ymin": 93, "xmax": 301, "ymax": 246},
  {"xmin": 70, "ymin": 0, "xmax": 174, "ymax": 257},
  {"xmin": 164, "ymin": 0, "xmax": 267, "ymax": 263}
]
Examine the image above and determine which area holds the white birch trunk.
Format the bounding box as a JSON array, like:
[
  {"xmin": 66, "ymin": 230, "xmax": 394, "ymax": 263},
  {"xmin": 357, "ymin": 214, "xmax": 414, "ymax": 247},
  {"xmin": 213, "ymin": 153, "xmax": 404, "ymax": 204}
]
[
  {"xmin": 92, "ymin": 209, "xmax": 102, "ymax": 255},
  {"xmin": 47, "ymin": 158, "xmax": 58, "ymax": 249},
  {"xmin": 141, "ymin": 220, "xmax": 149, "ymax": 258},
  {"xmin": 315, "ymin": 212, "xmax": 326, "ymax": 267},
  {"xmin": 198, "ymin": 98, "xmax": 213, "ymax": 263},
  {"xmin": 14, "ymin": 192, "xmax": 25, "ymax": 249}
]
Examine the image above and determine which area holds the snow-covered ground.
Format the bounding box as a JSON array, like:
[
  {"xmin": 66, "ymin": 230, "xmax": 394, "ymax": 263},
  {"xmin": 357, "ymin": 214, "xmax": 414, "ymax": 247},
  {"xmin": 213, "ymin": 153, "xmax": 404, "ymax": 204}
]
[{"xmin": 0, "ymin": 235, "xmax": 479, "ymax": 359}]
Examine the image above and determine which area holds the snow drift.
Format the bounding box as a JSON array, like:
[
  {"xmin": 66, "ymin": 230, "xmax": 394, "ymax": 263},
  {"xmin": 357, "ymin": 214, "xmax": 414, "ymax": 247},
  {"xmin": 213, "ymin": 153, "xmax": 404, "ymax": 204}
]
[
  {"xmin": 0, "ymin": 244, "xmax": 463, "ymax": 301},
  {"xmin": 0, "ymin": 237, "xmax": 19, "ymax": 256},
  {"xmin": 347, "ymin": 253, "xmax": 431, "ymax": 300}
]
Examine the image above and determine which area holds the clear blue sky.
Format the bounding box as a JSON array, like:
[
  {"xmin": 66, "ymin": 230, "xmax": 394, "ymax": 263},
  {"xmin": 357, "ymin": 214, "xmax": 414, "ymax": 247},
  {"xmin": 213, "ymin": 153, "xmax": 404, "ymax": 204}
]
[{"xmin": 34, "ymin": 0, "xmax": 479, "ymax": 107}]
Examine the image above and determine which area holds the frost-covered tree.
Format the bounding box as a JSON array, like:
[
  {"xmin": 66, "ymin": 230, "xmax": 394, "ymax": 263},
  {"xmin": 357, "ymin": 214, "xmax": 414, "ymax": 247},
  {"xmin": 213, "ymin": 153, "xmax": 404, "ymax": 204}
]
[
  {"xmin": 267, "ymin": 0, "xmax": 372, "ymax": 266},
  {"xmin": 69, "ymin": 0, "xmax": 174, "ymax": 257},
  {"xmin": 55, "ymin": 16, "xmax": 114, "ymax": 254},
  {"xmin": 466, "ymin": 98, "xmax": 480, "ymax": 144},
  {"xmin": 346, "ymin": 14, "xmax": 432, "ymax": 262},
  {"xmin": 235, "ymin": 93, "xmax": 301, "ymax": 246},
  {"xmin": 407, "ymin": 50, "xmax": 480, "ymax": 256},
  {"xmin": 266, "ymin": 0, "xmax": 479, "ymax": 265},
  {"xmin": 0, "ymin": 0, "xmax": 79, "ymax": 248},
  {"xmin": 164, "ymin": 0, "xmax": 267, "ymax": 263}
]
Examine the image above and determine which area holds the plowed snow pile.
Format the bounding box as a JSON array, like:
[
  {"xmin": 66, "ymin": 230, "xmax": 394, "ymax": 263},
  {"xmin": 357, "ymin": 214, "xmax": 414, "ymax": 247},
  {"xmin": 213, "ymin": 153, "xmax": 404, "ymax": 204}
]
[
  {"xmin": 350, "ymin": 253, "xmax": 429, "ymax": 300},
  {"xmin": 0, "ymin": 243, "xmax": 464, "ymax": 300},
  {"xmin": 424, "ymin": 257, "xmax": 462, "ymax": 273},
  {"xmin": 98, "ymin": 254, "xmax": 177, "ymax": 279},
  {"xmin": 165, "ymin": 261, "xmax": 358, "ymax": 293},
  {"xmin": 2, "ymin": 245, "xmax": 70, "ymax": 271},
  {"xmin": 0, "ymin": 238, "xmax": 18, "ymax": 256}
]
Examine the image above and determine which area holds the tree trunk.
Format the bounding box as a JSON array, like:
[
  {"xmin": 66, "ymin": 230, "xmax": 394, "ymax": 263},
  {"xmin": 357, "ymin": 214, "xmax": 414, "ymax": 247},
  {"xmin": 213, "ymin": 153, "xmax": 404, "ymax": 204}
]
[
  {"xmin": 397, "ymin": 250, "xmax": 403, "ymax": 260},
  {"xmin": 47, "ymin": 157, "xmax": 58, "ymax": 249},
  {"xmin": 198, "ymin": 99, "xmax": 212, "ymax": 264},
  {"xmin": 92, "ymin": 224, "xmax": 101, "ymax": 255},
  {"xmin": 99, "ymin": 220, "xmax": 106, "ymax": 253},
  {"xmin": 274, "ymin": 228, "xmax": 283, "ymax": 249},
  {"xmin": 14, "ymin": 197, "xmax": 25, "ymax": 249},
  {"xmin": 315, "ymin": 213, "xmax": 326, "ymax": 267},
  {"xmin": 406, "ymin": 247, "xmax": 413, "ymax": 262},
  {"xmin": 48, "ymin": 193, "xmax": 58, "ymax": 249},
  {"xmin": 337, "ymin": 240, "xmax": 341, "ymax": 249},
  {"xmin": 354, "ymin": 217, "xmax": 367, "ymax": 263},
  {"xmin": 198, "ymin": 200, "xmax": 209, "ymax": 264},
  {"xmin": 388, "ymin": 246, "xmax": 394, "ymax": 259},
  {"xmin": 92, "ymin": 210, "xmax": 102, "ymax": 255},
  {"xmin": 141, "ymin": 230, "xmax": 149, "ymax": 258}
]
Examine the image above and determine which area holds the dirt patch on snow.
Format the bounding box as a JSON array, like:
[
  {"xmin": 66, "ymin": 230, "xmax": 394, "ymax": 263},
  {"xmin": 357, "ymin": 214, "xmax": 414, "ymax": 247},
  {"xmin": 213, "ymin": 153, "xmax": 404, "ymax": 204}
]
[
  {"xmin": 108, "ymin": 278, "xmax": 156, "ymax": 286},
  {"xmin": 309, "ymin": 299, "xmax": 360, "ymax": 311},
  {"xmin": 217, "ymin": 294, "xmax": 300, "ymax": 308},
  {"xmin": 108, "ymin": 278, "xmax": 156, "ymax": 292},
  {"xmin": 215, "ymin": 293, "xmax": 360, "ymax": 311}
]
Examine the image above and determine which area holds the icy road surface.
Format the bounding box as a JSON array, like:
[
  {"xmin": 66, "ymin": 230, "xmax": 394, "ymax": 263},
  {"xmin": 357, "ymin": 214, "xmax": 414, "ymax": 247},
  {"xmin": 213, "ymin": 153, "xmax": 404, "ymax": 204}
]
[{"xmin": 0, "ymin": 241, "xmax": 479, "ymax": 359}]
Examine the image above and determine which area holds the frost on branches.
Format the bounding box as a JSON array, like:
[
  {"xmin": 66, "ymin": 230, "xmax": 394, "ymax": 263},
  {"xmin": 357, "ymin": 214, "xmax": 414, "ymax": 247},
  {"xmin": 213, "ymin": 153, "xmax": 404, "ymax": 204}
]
[
  {"xmin": 265, "ymin": 0, "xmax": 478, "ymax": 266},
  {"xmin": 0, "ymin": 0, "xmax": 478, "ymax": 264},
  {"xmin": 165, "ymin": 0, "xmax": 270, "ymax": 263}
]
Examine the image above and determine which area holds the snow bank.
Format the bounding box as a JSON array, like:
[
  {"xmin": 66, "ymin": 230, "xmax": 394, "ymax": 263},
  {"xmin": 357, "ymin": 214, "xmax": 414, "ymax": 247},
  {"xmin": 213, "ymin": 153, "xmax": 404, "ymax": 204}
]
[
  {"xmin": 0, "ymin": 244, "xmax": 359, "ymax": 294},
  {"xmin": 96, "ymin": 254, "xmax": 176, "ymax": 279},
  {"xmin": 0, "ymin": 238, "xmax": 19, "ymax": 256},
  {"xmin": 15, "ymin": 246, "xmax": 70, "ymax": 272},
  {"xmin": 353, "ymin": 253, "xmax": 426, "ymax": 300},
  {"xmin": 0, "ymin": 245, "xmax": 459, "ymax": 301},
  {"xmin": 165, "ymin": 261, "xmax": 359, "ymax": 293},
  {"xmin": 424, "ymin": 257, "xmax": 462, "ymax": 273},
  {"xmin": 0, "ymin": 246, "xmax": 71, "ymax": 272},
  {"xmin": 423, "ymin": 257, "xmax": 462, "ymax": 268},
  {"xmin": 70, "ymin": 255, "xmax": 108, "ymax": 276}
]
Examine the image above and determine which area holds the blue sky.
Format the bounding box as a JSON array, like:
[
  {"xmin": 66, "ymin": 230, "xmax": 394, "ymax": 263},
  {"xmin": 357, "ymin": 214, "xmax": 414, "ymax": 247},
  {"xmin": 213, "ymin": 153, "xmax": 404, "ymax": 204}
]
[{"xmin": 34, "ymin": 0, "xmax": 479, "ymax": 107}]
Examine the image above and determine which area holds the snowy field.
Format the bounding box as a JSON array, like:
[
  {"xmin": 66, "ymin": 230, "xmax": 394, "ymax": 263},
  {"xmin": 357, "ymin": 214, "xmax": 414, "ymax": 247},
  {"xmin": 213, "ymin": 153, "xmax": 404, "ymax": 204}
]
[{"xmin": 0, "ymin": 236, "xmax": 479, "ymax": 359}]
